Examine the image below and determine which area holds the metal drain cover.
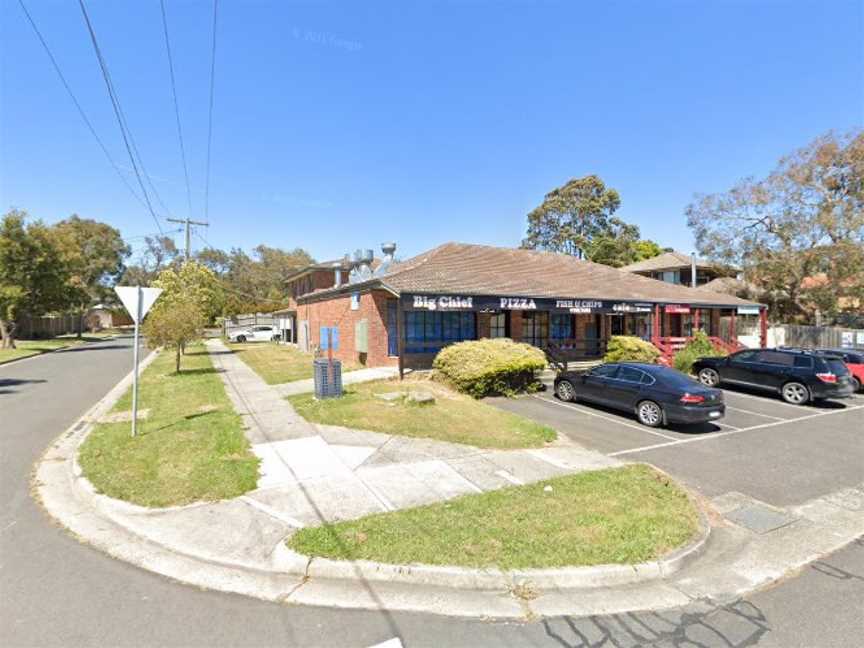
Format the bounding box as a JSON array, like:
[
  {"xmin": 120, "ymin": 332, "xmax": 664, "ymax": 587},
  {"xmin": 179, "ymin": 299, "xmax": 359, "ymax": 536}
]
[{"xmin": 725, "ymin": 503, "xmax": 797, "ymax": 534}]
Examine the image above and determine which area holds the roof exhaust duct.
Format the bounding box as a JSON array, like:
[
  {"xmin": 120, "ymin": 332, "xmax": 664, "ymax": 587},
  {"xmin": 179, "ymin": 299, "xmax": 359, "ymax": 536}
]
[
  {"xmin": 349, "ymin": 248, "xmax": 374, "ymax": 284},
  {"xmin": 375, "ymin": 242, "xmax": 396, "ymax": 277}
]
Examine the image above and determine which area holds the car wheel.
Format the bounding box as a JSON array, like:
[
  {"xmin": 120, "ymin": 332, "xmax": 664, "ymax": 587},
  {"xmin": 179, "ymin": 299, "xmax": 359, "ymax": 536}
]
[
  {"xmin": 236, "ymin": 335, "xmax": 246, "ymax": 343},
  {"xmin": 636, "ymin": 400, "xmax": 663, "ymax": 427},
  {"xmin": 698, "ymin": 368, "xmax": 720, "ymax": 387},
  {"xmin": 781, "ymin": 381, "xmax": 809, "ymax": 405},
  {"xmin": 853, "ymin": 377, "xmax": 862, "ymax": 393},
  {"xmin": 555, "ymin": 380, "xmax": 576, "ymax": 402}
]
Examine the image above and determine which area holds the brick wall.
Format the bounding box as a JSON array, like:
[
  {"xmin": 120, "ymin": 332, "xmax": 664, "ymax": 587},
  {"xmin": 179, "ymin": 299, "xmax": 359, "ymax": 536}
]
[{"xmin": 298, "ymin": 289, "xmax": 397, "ymax": 368}]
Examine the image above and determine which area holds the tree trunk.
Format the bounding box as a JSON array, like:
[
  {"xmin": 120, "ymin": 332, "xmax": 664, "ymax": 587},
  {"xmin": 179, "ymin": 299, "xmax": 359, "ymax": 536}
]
[
  {"xmin": 0, "ymin": 319, "xmax": 16, "ymax": 349},
  {"xmin": 175, "ymin": 346, "xmax": 181, "ymax": 373},
  {"xmin": 77, "ymin": 306, "xmax": 84, "ymax": 339}
]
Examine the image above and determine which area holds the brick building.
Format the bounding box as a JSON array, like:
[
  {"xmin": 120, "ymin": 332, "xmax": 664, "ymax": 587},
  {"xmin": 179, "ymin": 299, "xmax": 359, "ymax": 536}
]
[{"xmin": 288, "ymin": 242, "xmax": 767, "ymax": 371}]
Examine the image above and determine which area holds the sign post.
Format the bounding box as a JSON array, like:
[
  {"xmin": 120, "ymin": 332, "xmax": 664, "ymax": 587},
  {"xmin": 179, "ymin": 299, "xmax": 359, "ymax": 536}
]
[{"xmin": 114, "ymin": 286, "xmax": 162, "ymax": 437}]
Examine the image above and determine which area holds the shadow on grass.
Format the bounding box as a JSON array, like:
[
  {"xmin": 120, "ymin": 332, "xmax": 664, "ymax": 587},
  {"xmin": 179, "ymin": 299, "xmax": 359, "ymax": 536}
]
[
  {"xmin": 140, "ymin": 409, "xmax": 222, "ymax": 436},
  {"xmin": 166, "ymin": 367, "xmax": 225, "ymax": 377}
]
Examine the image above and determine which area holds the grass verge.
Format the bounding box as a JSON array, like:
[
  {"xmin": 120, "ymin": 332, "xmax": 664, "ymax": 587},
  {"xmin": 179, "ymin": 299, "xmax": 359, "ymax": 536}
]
[
  {"xmin": 288, "ymin": 378, "xmax": 556, "ymax": 449},
  {"xmin": 79, "ymin": 344, "xmax": 259, "ymax": 507},
  {"xmin": 288, "ymin": 465, "xmax": 699, "ymax": 569},
  {"xmin": 228, "ymin": 342, "xmax": 360, "ymax": 384},
  {"xmin": 0, "ymin": 338, "xmax": 86, "ymax": 364}
]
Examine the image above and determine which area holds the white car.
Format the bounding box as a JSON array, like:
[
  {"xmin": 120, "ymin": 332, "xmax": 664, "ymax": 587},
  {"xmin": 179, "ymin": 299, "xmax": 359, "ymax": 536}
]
[{"xmin": 229, "ymin": 325, "xmax": 277, "ymax": 343}]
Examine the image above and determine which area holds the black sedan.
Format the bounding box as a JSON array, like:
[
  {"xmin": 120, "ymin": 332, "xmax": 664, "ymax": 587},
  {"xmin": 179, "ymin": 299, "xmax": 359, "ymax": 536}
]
[{"xmin": 553, "ymin": 362, "xmax": 725, "ymax": 428}]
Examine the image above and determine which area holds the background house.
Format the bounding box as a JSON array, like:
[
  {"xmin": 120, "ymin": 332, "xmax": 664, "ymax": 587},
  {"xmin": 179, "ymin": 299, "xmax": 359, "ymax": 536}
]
[{"xmin": 621, "ymin": 251, "xmax": 734, "ymax": 287}]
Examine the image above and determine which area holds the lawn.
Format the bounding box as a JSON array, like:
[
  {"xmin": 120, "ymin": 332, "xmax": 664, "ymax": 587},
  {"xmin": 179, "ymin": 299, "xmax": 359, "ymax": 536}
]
[
  {"xmin": 0, "ymin": 338, "xmax": 83, "ymax": 364},
  {"xmin": 288, "ymin": 465, "xmax": 699, "ymax": 569},
  {"xmin": 228, "ymin": 342, "xmax": 360, "ymax": 384},
  {"xmin": 288, "ymin": 378, "xmax": 556, "ymax": 449},
  {"xmin": 79, "ymin": 345, "xmax": 259, "ymax": 507}
]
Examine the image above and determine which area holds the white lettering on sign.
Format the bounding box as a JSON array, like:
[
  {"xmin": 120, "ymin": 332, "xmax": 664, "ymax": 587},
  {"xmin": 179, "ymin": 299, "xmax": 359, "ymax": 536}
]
[
  {"xmin": 500, "ymin": 297, "xmax": 537, "ymax": 310},
  {"xmin": 612, "ymin": 303, "xmax": 652, "ymax": 313},
  {"xmin": 555, "ymin": 299, "xmax": 603, "ymax": 312},
  {"xmin": 412, "ymin": 295, "xmax": 473, "ymax": 310}
]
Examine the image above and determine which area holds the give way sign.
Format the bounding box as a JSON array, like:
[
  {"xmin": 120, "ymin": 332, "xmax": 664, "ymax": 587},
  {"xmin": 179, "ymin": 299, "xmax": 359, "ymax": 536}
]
[{"xmin": 115, "ymin": 286, "xmax": 162, "ymax": 323}]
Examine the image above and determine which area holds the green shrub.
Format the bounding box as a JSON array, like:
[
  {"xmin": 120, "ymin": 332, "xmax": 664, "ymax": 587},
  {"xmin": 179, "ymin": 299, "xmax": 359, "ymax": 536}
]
[
  {"xmin": 432, "ymin": 338, "xmax": 547, "ymax": 398},
  {"xmin": 672, "ymin": 330, "xmax": 727, "ymax": 374},
  {"xmin": 603, "ymin": 336, "xmax": 661, "ymax": 364}
]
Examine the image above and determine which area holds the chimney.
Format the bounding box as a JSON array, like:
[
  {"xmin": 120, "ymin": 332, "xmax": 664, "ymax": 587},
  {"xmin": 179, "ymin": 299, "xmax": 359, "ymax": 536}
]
[{"xmin": 333, "ymin": 261, "xmax": 343, "ymax": 288}]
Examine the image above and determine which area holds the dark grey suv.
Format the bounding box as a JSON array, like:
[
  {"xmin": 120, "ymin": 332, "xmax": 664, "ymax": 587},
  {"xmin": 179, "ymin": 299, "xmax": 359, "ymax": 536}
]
[{"xmin": 692, "ymin": 348, "xmax": 855, "ymax": 405}]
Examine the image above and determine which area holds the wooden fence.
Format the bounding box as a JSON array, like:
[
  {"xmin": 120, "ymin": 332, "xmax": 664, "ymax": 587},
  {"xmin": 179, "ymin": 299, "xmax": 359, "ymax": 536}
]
[{"xmin": 778, "ymin": 324, "xmax": 864, "ymax": 350}]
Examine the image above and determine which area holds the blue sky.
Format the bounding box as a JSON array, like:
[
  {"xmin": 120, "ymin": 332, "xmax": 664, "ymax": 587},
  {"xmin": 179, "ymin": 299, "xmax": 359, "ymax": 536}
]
[{"xmin": 2, "ymin": 0, "xmax": 862, "ymax": 263}]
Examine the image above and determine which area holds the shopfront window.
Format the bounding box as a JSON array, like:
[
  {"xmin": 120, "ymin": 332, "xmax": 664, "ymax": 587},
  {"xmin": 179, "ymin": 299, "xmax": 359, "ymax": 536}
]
[
  {"xmin": 405, "ymin": 311, "xmax": 476, "ymax": 353},
  {"xmin": 550, "ymin": 313, "xmax": 572, "ymax": 340},
  {"xmin": 522, "ymin": 311, "xmax": 549, "ymax": 347},
  {"xmin": 489, "ymin": 312, "xmax": 508, "ymax": 338}
]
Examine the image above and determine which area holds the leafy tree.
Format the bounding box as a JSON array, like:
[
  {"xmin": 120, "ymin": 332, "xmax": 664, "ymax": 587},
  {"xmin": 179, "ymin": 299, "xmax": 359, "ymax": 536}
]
[
  {"xmin": 120, "ymin": 235, "xmax": 181, "ymax": 286},
  {"xmin": 51, "ymin": 215, "xmax": 129, "ymax": 337},
  {"xmin": 687, "ymin": 131, "xmax": 864, "ymax": 323},
  {"xmin": 143, "ymin": 300, "xmax": 206, "ymax": 373},
  {"xmin": 522, "ymin": 175, "xmax": 622, "ymax": 259},
  {"xmin": 522, "ymin": 175, "xmax": 662, "ymax": 267},
  {"xmin": 0, "ymin": 210, "xmax": 70, "ymax": 348},
  {"xmin": 633, "ymin": 239, "xmax": 664, "ymax": 261},
  {"xmin": 152, "ymin": 261, "xmax": 223, "ymax": 323}
]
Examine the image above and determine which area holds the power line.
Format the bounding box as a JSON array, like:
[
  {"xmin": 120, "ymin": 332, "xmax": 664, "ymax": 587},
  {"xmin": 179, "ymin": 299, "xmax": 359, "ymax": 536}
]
[
  {"xmin": 159, "ymin": 0, "xmax": 194, "ymax": 219},
  {"xmin": 203, "ymin": 0, "xmax": 219, "ymax": 223},
  {"xmin": 76, "ymin": 0, "xmax": 166, "ymax": 235},
  {"xmin": 16, "ymin": 0, "xmax": 149, "ymax": 211}
]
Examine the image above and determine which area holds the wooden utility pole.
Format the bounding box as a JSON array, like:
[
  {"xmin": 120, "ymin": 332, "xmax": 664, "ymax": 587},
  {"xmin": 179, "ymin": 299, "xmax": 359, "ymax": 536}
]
[{"xmin": 167, "ymin": 217, "xmax": 209, "ymax": 260}]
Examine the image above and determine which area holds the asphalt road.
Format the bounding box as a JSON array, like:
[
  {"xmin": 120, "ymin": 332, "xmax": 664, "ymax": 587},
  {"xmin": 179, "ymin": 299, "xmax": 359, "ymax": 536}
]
[{"xmin": 2, "ymin": 339, "xmax": 862, "ymax": 647}]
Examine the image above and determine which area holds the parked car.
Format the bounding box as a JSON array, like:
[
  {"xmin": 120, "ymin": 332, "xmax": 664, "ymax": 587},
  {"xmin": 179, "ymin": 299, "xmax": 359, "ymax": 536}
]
[
  {"xmin": 554, "ymin": 362, "xmax": 725, "ymax": 428},
  {"xmin": 693, "ymin": 348, "xmax": 855, "ymax": 405},
  {"xmin": 815, "ymin": 349, "xmax": 864, "ymax": 393},
  {"xmin": 228, "ymin": 325, "xmax": 277, "ymax": 343}
]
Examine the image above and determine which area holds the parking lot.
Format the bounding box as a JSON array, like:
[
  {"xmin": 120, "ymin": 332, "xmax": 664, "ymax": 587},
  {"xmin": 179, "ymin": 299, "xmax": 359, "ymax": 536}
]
[{"xmin": 491, "ymin": 386, "xmax": 864, "ymax": 507}]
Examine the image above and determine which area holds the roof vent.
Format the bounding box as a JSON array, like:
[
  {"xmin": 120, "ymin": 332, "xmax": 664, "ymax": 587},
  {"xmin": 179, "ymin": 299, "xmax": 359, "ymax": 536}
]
[
  {"xmin": 349, "ymin": 248, "xmax": 374, "ymax": 284},
  {"xmin": 374, "ymin": 242, "xmax": 396, "ymax": 277}
]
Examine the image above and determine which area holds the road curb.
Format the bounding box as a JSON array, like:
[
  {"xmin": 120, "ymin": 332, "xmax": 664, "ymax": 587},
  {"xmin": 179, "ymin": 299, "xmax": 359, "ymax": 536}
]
[
  {"xmin": 32, "ymin": 349, "xmax": 864, "ymax": 619},
  {"xmin": 293, "ymin": 505, "xmax": 710, "ymax": 591}
]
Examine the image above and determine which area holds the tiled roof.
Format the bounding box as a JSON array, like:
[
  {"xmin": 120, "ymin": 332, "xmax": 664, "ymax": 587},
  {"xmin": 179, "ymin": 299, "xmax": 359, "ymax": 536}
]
[
  {"xmin": 370, "ymin": 243, "xmax": 759, "ymax": 306},
  {"xmin": 620, "ymin": 251, "xmax": 715, "ymax": 273}
]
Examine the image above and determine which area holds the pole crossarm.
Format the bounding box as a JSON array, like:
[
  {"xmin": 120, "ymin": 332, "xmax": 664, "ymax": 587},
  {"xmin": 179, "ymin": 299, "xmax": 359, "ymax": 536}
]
[{"xmin": 166, "ymin": 217, "xmax": 210, "ymax": 260}]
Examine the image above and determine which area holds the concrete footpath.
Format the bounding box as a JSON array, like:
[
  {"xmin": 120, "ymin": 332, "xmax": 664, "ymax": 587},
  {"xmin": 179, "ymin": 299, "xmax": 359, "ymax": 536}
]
[
  {"xmin": 272, "ymin": 365, "xmax": 400, "ymax": 397},
  {"xmin": 33, "ymin": 343, "xmax": 864, "ymax": 620}
]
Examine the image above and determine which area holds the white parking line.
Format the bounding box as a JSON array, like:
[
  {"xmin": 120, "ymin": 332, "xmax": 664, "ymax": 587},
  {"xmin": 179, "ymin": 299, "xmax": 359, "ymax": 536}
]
[
  {"xmin": 725, "ymin": 406, "xmax": 785, "ymax": 421},
  {"xmin": 721, "ymin": 389, "xmax": 810, "ymax": 411},
  {"xmin": 608, "ymin": 404, "xmax": 864, "ymax": 457},
  {"xmin": 533, "ymin": 395, "xmax": 680, "ymax": 441}
]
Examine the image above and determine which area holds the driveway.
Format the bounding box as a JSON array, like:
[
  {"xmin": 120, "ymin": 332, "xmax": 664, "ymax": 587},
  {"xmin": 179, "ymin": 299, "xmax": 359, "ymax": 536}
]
[{"xmin": 490, "ymin": 386, "xmax": 864, "ymax": 507}]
